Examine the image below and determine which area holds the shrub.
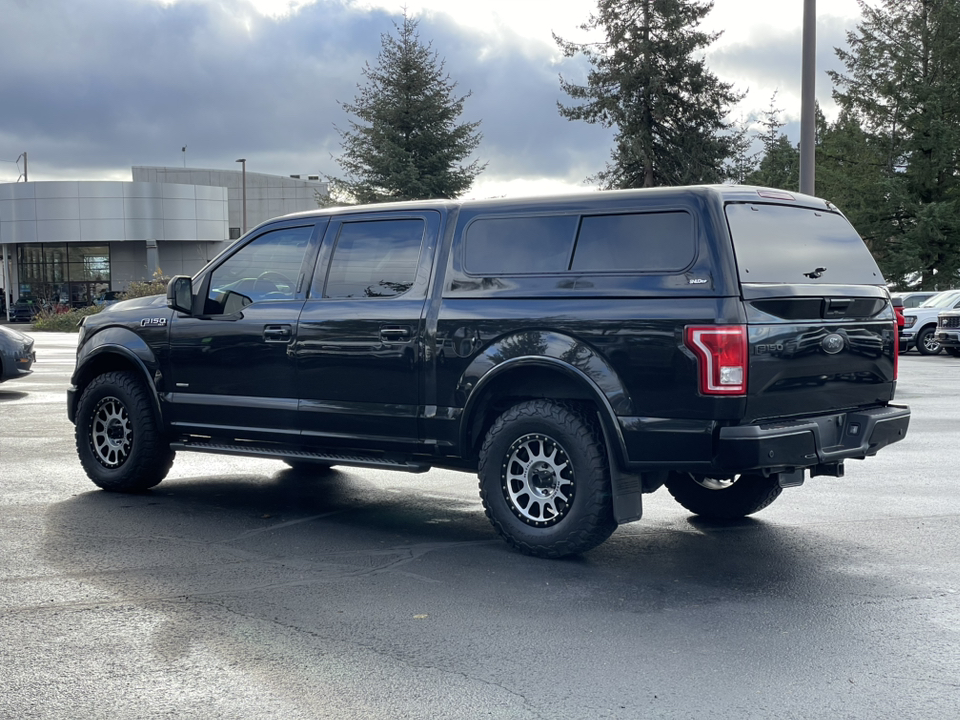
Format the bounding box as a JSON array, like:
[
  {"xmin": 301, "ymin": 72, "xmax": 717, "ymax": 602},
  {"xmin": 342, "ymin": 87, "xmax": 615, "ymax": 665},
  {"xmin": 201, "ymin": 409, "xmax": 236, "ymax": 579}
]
[
  {"xmin": 32, "ymin": 304, "xmax": 105, "ymax": 332},
  {"xmin": 123, "ymin": 276, "xmax": 169, "ymax": 299}
]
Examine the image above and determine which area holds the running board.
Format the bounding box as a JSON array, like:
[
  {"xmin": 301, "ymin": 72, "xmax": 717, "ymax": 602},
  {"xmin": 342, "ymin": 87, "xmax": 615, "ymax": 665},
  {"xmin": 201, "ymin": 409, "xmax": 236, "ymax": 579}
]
[{"xmin": 169, "ymin": 441, "xmax": 431, "ymax": 473}]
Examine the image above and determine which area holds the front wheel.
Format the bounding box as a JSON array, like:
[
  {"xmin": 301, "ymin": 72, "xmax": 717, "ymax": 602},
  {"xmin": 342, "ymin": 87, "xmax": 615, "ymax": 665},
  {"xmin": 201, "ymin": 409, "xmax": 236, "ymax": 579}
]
[
  {"xmin": 664, "ymin": 472, "xmax": 782, "ymax": 519},
  {"xmin": 478, "ymin": 400, "xmax": 616, "ymax": 558},
  {"xmin": 916, "ymin": 326, "xmax": 942, "ymax": 355},
  {"xmin": 75, "ymin": 371, "xmax": 174, "ymax": 492}
]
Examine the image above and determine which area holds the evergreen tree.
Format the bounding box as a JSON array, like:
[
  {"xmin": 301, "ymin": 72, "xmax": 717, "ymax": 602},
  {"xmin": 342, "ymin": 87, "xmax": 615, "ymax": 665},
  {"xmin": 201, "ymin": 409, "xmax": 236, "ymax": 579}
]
[
  {"xmin": 744, "ymin": 93, "xmax": 800, "ymax": 191},
  {"xmin": 331, "ymin": 12, "xmax": 484, "ymax": 203},
  {"xmin": 727, "ymin": 114, "xmax": 755, "ymax": 185},
  {"xmin": 555, "ymin": 0, "xmax": 743, "ymax": 188},
  {"xmin": 816, "ymin": 110, "xmax": 894, "ymax": 264},
  {"xmin": 829, "ymin": 0, "xmax": 960, "ymax": 288}
]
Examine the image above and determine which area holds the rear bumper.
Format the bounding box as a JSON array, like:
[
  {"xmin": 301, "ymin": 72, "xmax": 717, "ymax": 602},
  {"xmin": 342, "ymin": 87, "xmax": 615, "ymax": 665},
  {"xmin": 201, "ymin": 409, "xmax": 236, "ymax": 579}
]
[{"xmin": 717, "ymin": 404, "xmax": 910, "ymax": 472}]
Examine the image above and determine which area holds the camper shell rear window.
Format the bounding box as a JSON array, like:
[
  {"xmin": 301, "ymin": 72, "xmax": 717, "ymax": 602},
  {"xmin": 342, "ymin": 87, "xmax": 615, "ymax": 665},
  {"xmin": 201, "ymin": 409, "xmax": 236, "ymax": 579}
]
[{"xmin": 725, "ymin": 203, "xmax": 883, "ymax": 285}]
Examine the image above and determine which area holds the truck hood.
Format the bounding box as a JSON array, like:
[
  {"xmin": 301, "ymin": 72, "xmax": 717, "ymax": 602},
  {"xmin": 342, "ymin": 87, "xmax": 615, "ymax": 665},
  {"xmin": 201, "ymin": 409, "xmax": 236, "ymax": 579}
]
[{"xmin": 99, "ymin": 294, "xmax": 167, "ymax": 313}]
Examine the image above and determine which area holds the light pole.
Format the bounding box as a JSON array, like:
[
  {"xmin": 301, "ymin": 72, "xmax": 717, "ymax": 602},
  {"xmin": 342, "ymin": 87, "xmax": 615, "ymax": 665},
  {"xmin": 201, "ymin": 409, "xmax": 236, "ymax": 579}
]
[
  {"xmin": 235, "ymin": 158, "xmax": 247, "ymax": 234},
  {"xmin": 799, "ymin": 0, "xmax": 816, "ymax": 195}
]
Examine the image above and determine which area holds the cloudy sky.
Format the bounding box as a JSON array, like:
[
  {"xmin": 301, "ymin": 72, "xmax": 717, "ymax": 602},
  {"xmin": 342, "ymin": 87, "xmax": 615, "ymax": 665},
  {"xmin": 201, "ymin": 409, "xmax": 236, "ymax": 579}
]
[{"xmin": 0, "ymin": 0, "xmax": 874, "ymax": 197}]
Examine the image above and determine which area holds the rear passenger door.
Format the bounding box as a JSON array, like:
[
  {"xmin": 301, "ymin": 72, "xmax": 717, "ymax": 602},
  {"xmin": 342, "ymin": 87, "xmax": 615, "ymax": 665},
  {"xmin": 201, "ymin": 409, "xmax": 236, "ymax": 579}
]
[{"xmin": 296, "ymin": 211, "xmax": 441, "ymax": 450}]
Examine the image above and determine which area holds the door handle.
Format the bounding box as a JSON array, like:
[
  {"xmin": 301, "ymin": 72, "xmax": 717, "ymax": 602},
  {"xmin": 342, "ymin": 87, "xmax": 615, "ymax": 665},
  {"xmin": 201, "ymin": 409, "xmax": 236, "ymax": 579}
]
[
  {"xmin": 380, "ymin": 325, "xmax": 412, "ymax": 341},
  {"xmin": 263, "ymin": 324, "xmax": 293, "ymax": 342}
]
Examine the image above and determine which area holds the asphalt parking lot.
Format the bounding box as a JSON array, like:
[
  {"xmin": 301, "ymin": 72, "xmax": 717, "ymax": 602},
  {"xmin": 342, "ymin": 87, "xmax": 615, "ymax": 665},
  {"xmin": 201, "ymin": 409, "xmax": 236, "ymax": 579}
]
[{"xmin": 1, "ymin": 331, "xmax": 958, "ymax": 719}]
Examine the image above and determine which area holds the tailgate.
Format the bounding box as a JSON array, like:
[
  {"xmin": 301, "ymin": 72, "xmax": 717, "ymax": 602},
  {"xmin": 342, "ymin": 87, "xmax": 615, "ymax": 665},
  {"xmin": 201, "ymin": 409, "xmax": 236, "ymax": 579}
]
[
  {"xmin": 725, "ymin": 200, "xmax": 897, "ymax": 423},
  {"xmin": 742, "ymin": 289, "xmax": 897, "ymax": 422}
]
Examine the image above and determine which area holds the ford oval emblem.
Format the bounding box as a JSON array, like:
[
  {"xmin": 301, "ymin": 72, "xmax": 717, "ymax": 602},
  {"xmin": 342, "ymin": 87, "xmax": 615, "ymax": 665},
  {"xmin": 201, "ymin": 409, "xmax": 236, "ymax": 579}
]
[{"xmin": 821, "ymin": 333, "xmax": 845, "ymax": 354}]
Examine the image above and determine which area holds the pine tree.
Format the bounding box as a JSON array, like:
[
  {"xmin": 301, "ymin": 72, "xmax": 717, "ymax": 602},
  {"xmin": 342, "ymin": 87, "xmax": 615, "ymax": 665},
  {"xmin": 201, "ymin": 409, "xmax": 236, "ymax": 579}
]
[
  {"xmin": 555, "ymin": 0, "xmax": 743, "ymax": 188},
  {"xmin": 829, "ymin": 0, "xmax": 960, "ymax": 288},
  {"xmin": 331, "ymin": 12, "xmax": 485, "ymax": 203},
  {"xmin": 744, "ymin": 93, "xmax": 800, "ymax": 191},
  {"xmin": 816, "ymin": 110, "xmax": 894, "ymax": 265}
]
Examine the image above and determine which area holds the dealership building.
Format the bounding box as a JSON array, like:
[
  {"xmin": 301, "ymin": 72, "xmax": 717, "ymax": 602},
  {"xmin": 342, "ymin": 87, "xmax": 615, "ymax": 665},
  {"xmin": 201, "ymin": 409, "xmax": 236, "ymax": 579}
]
[{"xmin": 0, "ymin": 166, "xmax": 327, "ymax": 315}]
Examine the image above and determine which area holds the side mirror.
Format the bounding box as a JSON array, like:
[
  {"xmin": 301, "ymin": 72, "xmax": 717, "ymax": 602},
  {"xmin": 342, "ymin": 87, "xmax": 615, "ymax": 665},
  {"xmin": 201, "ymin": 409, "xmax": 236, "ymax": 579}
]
[{"xmin": 167, "ymin": 276, "xmax": 194, "ymax": 314}]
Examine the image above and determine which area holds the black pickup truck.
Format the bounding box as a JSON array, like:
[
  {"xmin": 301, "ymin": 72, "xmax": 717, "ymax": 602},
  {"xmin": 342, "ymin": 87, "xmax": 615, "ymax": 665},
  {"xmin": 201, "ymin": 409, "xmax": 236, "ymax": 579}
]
[{"xmin": 68, "ymin": 185, "xmax": 910, "ymax": 557}]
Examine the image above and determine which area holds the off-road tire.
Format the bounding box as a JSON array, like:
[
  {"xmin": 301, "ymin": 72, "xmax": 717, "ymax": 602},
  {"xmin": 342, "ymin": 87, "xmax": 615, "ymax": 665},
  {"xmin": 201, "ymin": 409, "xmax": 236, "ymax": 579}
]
[
  {"xmin": 664, "ymin": 472, "xmax": 783, "ymax": 519},
  {"xmin": 478, "ymin": 400, "xmax": 617, "ymax": 558},
  {"xmin": 916, "ymin": 326, "xmax": 942, "ymax": 355},
  {"xmin": 75, "ymin": 371, "xmax": 174, "ymax": 492}
]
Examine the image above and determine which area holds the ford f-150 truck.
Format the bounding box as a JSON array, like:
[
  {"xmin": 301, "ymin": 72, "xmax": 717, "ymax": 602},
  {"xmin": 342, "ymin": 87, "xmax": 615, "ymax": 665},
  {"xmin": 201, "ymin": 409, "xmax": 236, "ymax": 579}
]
[{"xmin": 67, "ymin": 185, "xmax": 910, "ymax": 557}]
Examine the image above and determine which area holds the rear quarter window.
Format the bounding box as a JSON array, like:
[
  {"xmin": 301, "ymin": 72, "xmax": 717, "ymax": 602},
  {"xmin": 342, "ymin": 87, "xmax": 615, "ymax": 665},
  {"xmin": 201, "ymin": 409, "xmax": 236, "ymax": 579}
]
[
  {"xmin": 572, "ymin": 211, "xmax": 695, "ymax": 272},
  {"xmin": 464, "ymin": 215, "xmax": 578, "ymax": 275},
  {"xmin": 726, "ymin": 203, "xmax": 883, "ymax": 285},
  {"xmin": 463, "ymin": 210, "xmax": 696, "ymax": 275}
]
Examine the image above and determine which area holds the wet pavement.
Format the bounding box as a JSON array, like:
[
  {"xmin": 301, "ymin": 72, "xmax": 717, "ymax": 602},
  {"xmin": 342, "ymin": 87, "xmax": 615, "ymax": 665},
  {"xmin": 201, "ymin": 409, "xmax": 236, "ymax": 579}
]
[{"xmin": 1, "ymin": 332, "xmax": 958, "ymax": 719}]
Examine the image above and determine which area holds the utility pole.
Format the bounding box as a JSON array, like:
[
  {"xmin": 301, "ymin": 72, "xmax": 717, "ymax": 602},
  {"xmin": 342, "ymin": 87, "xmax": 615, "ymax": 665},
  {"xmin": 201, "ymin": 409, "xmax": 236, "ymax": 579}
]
[
  {"xmin": 236, "ymin": 159, "xmax": 247, "ymax": 234},
  {"xmin": 799, "ymin": 0, "xmax": 816, "ymax": 195}
]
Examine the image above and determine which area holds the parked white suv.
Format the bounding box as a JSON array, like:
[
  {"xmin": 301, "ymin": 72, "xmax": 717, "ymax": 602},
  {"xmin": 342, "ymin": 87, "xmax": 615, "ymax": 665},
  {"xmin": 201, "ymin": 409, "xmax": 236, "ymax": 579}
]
[{"xmin": 902, "ymin": 290, "xmax": 960, "ymax": 355}]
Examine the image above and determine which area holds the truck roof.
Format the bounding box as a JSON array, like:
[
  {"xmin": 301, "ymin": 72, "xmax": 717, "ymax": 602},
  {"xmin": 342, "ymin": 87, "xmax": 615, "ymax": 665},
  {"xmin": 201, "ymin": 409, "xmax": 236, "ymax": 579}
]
[{"xmin": 277, "ymin": 185, "xmax": 834, "ymax": 225}]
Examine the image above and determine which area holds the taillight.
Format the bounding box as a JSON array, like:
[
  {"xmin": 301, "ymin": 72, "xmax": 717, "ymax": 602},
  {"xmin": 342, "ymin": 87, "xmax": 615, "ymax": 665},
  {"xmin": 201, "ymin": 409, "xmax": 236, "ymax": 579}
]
[
  {"xmin": 893, "ymin": 319, "xmax": 899, "ymax": 380},
  {"xmin": 685, "ymin": 325, "xmax": 748, "ymax": 395}
]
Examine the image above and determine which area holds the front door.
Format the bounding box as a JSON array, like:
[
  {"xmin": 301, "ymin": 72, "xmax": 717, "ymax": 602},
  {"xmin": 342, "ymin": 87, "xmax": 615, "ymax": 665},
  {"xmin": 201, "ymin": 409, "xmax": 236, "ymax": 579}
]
[
  {"xmin": 165, "ymin": 220, "xmax": 322, "ymax": 442},
  {"xmin": 296, "ymin": 211, "xmax": 440, "ymax": 451}
]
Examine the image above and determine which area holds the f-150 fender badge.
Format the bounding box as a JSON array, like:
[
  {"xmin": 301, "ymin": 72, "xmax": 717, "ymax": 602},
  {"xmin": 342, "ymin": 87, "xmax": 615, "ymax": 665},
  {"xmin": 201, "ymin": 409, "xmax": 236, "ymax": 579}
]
[{"xmin": 140, "ymin": 317, "xmax": 168, "ymax": 327}]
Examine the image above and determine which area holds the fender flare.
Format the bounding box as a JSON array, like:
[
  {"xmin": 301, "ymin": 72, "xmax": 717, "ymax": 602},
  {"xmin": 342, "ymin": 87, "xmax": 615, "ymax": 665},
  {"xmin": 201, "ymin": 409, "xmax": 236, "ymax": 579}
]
[
  {"xmin": 71, "ymin": 327, "xmax": 164, "ymax": 425},
  {"xmin": 457, "ymin": 330, "xmax": 633, "ymax": 463}
]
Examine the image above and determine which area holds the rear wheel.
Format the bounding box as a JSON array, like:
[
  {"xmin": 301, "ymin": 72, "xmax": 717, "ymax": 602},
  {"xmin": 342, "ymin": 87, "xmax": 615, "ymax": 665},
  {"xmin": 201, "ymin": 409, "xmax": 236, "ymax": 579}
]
[
  {"xmin": 75, "ymin": 371, "xmax": 174, "ymax": 492},
  {"xmin": 478, "ymin": 400, "xmax": 616, "ymax": 558},
  {"xmin": 916, "ymin": 326, "xmax": 942, "ymax": 355},
  {"xmin": 945, "ymin": 347, "xmax": 960, "ymax": 357},
  {"xmin": 664, "ymin": 472, "xmax": 782, "ymax": 519}
]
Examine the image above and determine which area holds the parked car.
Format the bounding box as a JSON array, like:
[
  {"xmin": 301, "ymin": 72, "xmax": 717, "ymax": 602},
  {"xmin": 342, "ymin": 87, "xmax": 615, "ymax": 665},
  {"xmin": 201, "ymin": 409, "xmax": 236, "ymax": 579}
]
[
  {"xmin": 67, "ymin": 185, "xmax": 910, "ymax": 558},
  {"xmin": 10, "ymin": 298, "xmax": 39, "ymax": 323},
  {"xmin": 0, "ymin": 325, "xmax": 36, "ymax": 383},
  {"xmin": 935, "ymin": 310, "xmax": 960, "ymax": 357},
  {"xmin": 892, "ymin": 295, "xmax": 906, "ymax": 351},
  {"xmin": 93, "ymin": 291, "xmax": 123, "ymax": 307},
  {"xmin": 901, "ymin": 290, "xmax": 960, "ymax": 355},
  {"xmin": 892, "ymin": 291, "xmax": 938, "ymax": 309}
]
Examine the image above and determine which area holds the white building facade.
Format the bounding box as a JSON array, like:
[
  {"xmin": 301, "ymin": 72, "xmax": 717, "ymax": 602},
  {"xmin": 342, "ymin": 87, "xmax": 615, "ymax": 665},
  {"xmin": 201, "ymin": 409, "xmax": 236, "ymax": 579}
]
[{"xmin": 0, "ymin": 167, "xmax": 327, "ymax": 314}]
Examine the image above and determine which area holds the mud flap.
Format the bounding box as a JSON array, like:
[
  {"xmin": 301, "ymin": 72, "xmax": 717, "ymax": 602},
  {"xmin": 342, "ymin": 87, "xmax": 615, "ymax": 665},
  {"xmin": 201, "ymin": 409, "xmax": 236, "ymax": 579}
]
[{"xmin": 609, "ymin": 464, "xmax": 643, "ymax": 524}]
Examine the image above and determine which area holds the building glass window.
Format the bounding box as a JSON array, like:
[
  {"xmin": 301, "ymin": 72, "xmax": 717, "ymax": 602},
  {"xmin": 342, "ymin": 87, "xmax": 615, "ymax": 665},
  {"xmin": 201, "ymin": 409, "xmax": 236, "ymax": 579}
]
[{"xmin": 16, "ymin": 243, "xmax": 111, "ymax": 308}]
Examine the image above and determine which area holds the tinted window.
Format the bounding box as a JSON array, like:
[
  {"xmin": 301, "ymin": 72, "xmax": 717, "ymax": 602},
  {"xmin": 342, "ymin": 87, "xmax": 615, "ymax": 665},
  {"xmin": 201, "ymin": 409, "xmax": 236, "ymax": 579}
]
[
  {"xmin": 324, "ymin": 219, "xmax": 424, "ymax": 298},
  {"xmin": 918, "ymin": 291, "xmax": 960, "ymax": 309},
  {"xmin": 206, "ymin": 225, "xmax": 313, "ymax": 314},
  {"xmin": 572, "ymin": 212, "xmax": 695, "ymax": 272},
  {"xmin": 726, "ymin": 204, "xmax": 883, "ymax": 284},
  {"xmin": 464, "ymin": 216, "xmax": 578, "ymax": 274}
]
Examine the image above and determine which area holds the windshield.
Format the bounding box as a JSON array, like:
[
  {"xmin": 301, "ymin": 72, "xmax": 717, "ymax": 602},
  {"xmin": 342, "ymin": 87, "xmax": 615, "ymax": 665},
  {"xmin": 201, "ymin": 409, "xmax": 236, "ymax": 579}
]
[{"xmin": 918, "ymin": 291, "xmax": 960, "ymax": 308}]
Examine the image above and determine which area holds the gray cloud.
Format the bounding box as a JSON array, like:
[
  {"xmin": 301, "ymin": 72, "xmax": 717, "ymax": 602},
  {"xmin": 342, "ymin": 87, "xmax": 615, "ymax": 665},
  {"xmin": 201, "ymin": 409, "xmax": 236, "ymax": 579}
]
[
  {"xmin": 0, "ymin": 0, "xmax": 857, "ymax": 189},
  {"xmin": 708, "ymin": 14, "xmax": 859, "ymax": 127},
  {"xmin": 0, "ymin": 0, "xmax": 614, "ymax": 187}
]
